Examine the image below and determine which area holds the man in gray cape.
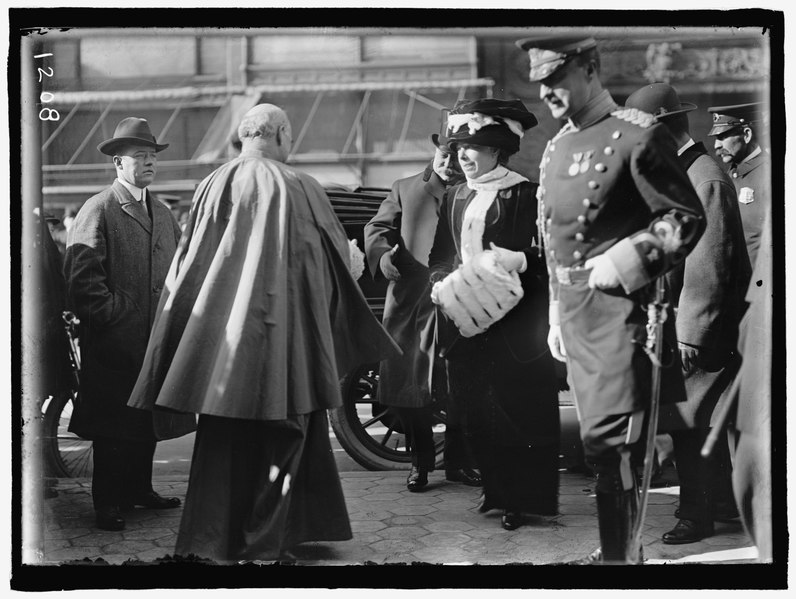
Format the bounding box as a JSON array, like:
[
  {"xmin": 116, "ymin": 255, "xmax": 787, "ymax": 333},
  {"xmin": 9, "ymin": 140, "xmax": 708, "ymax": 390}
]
[{"xmin": 128, "ymin": 103, "xmax": 400, "ymax": 562}]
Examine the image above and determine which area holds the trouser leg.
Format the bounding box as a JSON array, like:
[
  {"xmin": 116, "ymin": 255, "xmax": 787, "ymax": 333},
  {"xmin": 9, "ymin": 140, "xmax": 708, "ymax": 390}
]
[
  {"xmin": 123, "ymin": 438, "xmax": 157, "ymax": 498},
  {"xmin": 393, "ymin": 406, "xmax": 436, "ymax": 470},
  {"xmin": 91, "ymin": 436, "xmax": 124, "ymax": 509},
  {"xmin": 671, "ymin": 428, "xmax": 714, "ymax": 533}
]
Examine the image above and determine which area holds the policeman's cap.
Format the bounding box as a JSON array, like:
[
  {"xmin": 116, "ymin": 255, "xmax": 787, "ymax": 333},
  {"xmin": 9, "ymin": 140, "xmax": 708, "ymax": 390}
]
[
  {"xmin": 515, "ymin": 36, "xmax": 598, "ymax": 82},
  {"xmin": 707, "ymin": 102, "xmax": 765, "ymax": 136}
]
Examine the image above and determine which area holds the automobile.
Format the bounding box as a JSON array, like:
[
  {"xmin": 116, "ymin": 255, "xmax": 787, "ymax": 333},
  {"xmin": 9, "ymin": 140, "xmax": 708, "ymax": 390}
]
[{"xmin": 42, "ymin": 185, "xmax": 584, "ymax": 478}]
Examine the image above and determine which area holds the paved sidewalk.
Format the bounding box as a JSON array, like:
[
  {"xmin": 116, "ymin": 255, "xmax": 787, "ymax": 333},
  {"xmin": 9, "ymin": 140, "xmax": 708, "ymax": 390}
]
[{"xmin": 38, "ymin": 467, "xmax": 756, "ymax": 567}]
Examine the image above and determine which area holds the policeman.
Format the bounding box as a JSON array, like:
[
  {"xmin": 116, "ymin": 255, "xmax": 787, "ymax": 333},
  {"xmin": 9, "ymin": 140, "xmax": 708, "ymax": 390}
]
[
  {"xmin": 627, "ymin": 83, "xmax": 750, "ymax": 545},
  {"xmin": 515, "ymin": 35, "xmax": 706, "ymax": 563},
  {"xmin": 707, "ymin": 102, "xmax": 770, "ymax": 267}
]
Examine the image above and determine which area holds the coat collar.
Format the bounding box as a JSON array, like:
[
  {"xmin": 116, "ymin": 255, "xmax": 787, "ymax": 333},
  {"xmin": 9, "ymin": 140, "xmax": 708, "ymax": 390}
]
[
  {"xmin": 734, "ymin": 147, "xmax": 767, "ymax": 177},
  {"xmin": 423, "ymin": 171, "xmax": 451, "ymax": 201},
  {"xmin": 568, "ymin": 90, "xmax": 618, "ymax": 130},
  {"xmin": 112, "ymin": 179, "xmax": 152, "ymax": 234},
  {"xmin": 679, "ymin": 141, "xmax": 708, "ymax": 172}
]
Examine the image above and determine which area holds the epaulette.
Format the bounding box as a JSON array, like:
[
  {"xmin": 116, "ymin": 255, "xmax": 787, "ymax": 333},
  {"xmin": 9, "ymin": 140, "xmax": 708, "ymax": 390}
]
[{"xmin": 611, "ymin": 107, "xmax": 656, "ymax": 128}]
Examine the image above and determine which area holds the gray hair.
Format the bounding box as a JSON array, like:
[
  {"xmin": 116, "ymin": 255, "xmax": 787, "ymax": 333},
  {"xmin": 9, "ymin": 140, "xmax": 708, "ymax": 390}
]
[{"xmin": 237, "ymin": 103, "xmax": 292, "ymax": 142}]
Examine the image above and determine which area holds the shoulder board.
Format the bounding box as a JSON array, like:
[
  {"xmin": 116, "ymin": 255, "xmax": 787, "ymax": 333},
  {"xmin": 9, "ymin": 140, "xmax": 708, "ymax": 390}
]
[{"xmin": 611, "ymin": 107, "xmax": 656, "ymax": 129}]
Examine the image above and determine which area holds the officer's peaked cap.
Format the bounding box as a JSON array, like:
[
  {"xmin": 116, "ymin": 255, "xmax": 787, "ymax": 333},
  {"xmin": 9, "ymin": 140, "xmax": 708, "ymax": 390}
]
[
  {"xmin": 515, "ymin": 36, "xmax": 598, "ymax": 82},
  {"xmin": 706, "ymin": 102, "xmax": 765, "ymax": 136}
]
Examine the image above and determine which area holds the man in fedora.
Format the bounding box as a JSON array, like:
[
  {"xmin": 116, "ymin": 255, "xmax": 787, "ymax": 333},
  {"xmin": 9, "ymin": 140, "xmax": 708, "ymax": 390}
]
[
  {"xmin": 707, "ymin": 102, "xmax": 770, "ymax": 267},
  {"xmin": 627, "ymin": 83, "xmax": 750, "ymax": 544},
  {"xmin": 516, "ymin": 35, "xmax": 706, "ymax": 563},
  {"xmin": 364, "ymin": 112, "xmax": 481, "ymax": 492},
  {"xmin": 64, "ymin": 117, "xmax": 191, "ymax": 531}
]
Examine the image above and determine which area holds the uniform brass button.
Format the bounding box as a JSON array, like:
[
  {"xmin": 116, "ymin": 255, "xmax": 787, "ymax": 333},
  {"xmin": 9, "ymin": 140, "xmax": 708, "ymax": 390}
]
[
  {"xmin": 595, "ymin": 163, "xmax": 606, "ymax": 172},
  {"xmin": 612, "ymin": 131, "xmax": 621, "ymax": 139},
  {"xmin": 733, "ymin": 172, "xmax": 738, "ymax": 178},
  {"xmin": 604, "ymin": 146, "xmax": 614, "ymax": 155},
  {"xmin": 582, "ymin": 198, "xmax": 591, "ymax": 207},
  {"xmin": 547, "ymin": 218, "xmax": 553, "ymax": 226},
  {"xmin": 575, "ymin": 232, "xmax": 585, "ymax": 241},
  {"xmin": 577, "ymin": 214, "xmax": 587, "ymax": 224},
  {"xmin": 550, "ymin": 144, "xmax": 556, "ymax": 151},
  {"xmin": 588, "ymin": 180, "xmax": 599, "ymax": 189},
  {"xmin": 573, "ymin": 250, "xmax": 583, "ymax": 260}
]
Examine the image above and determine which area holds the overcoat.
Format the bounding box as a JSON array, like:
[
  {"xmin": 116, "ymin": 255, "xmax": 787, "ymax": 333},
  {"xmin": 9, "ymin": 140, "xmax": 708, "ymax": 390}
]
[
  {"xmin": 63, "ymin": 180, "xmax": 195, "ymax": 441},
  {"xmin": 659, "ymin": 143, "xmax": 752, "ymax": 430},
  {"xmin": 363, "ymin": 166, "xmax": 447, "ymax": 408},
  {"xmin": 127, "ymin": 152, "xmax": 401, "ymax": 421}
]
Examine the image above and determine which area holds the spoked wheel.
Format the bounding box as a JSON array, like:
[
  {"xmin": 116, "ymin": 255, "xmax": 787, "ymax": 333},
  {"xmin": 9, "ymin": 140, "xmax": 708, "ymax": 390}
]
[
  {"xmin": 329, "ymin": 362, "xmax": 446, "ymax": 471},
  {"xmin": 42, "ymin": 391, "xmax": 93, "ymax": 478}
]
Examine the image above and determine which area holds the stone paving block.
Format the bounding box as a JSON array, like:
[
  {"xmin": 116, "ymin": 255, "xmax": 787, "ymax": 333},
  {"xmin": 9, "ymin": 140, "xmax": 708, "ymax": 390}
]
[
  {"xmin": 424, "ymin": 520, "xmax": 474, "ymax": 533},
  {"xmin": 43, "ymin": 546, "xmax": 103, "ymax": 562},
  {"xmin": 351, "ymin": 520, "xmax": 387, "ymax": 533},
  {"xmin": 43, "ymin": 538, "xmax": 72, "ymax": 551},
  {"xmin": 341, "ymin": 479, "xmax": 378, "ymax": 490},
  {"xmin": 341, "ymin": 488, "xmax": 372, "ymax": 498},
  {"xmin": 368, "ymin": 539, "xmax": 417, "ymax": 554},
  {"xmin": 347, "ymin": 509, "xmax": 394, "ymax": 521},
  {"xmin": 557, "ymin": 503, "xmax": 596, "ymax": 516},
  {"xmin": 417, "ymin": 531, "xmax": 472, "ymax": 547},
  {"xmin": 347, "ymin": 532, "xmax": 382, "ymax": 546},
  {"xmin": 45, "ymin": 526, "xmax": 92, "ymax": 540},
  {"xmin": 70, "ymin": 532, "xmax": 124, "ymax": 546},
  {"xmin": 427, "ymin": 508, "xmax": 482, "ymax": 522},
  {"xmin": 387, "ymin": 515, "xmax": 434, "ymax": 527},
  {"xmin": 376, "ymin": 525, "xmax": 428, "ymax": 540},
  {"xmin": 461, "ymin": 537, "xmax": 517, "ymax": 553},
  {"xmin": 511, "ymin": 529, "xmax": 567, "ymax": 546},
  {"xmin": 410, "ymin": 546, "xmax": 474, "ymax": 564},
  {"xmin": 122, "ymin": 527, "xmax": 175, "ymax": 541},
  {"xmin": 154, "ymin": 536, "xmax": 179, "ymax": 548},
  {"xmin": 393, "ymin": 494, "xmax": 441, "ymax": 505},
  {"xmin": 103, "ymin": 539, "xmax": 161, "ymax": 555},
  {"xmin": 132, "ymin": 547, "xmax": 175, "ymax": 562},
  {"xmin": 388, "ymin": 504, "xmax": 438, "ymax": 516},
  {"xmin": 360, "ymin": 492, "xmax": 405, "ymax": 502}
]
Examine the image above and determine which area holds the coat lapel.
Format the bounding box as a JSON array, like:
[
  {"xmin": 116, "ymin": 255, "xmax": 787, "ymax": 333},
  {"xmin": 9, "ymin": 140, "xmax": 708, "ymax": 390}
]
[{"xmin": 113, "ymin": 180, "xmax": 152, "ymax": 234}]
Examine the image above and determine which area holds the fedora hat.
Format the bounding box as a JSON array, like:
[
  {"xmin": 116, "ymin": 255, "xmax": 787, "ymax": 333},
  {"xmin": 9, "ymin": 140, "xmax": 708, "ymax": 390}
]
[
  {"xmin": 97, "ymin": 117, "xmax": 169, "ymax": 155},
  {"xmin": 625, "ymin": 83, "xmax": 697, "ymax": 119}
]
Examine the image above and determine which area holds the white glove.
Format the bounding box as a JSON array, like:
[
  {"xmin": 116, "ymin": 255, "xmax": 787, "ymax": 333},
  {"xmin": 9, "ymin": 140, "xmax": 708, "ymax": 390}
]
[
  {"xmin": 584, "ymin": 254, "xmax": 621, "ymax": 289},
  {"xmin": 547, "ymin": 324, "xmax": 567, "ymax": 363},
  {"xmin": 489, "ymin": 242, "xmax": 527, "ymax": 273},
  {"xmin": 348, "ymin": 239, "xmax": 365, "ymax": 280}
]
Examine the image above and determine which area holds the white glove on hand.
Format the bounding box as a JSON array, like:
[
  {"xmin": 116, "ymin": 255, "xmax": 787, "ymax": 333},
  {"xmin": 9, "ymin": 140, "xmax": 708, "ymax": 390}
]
[
  {"xmin": 489, "ymin": 242, "xmax": 526, "ymax": 273},
  {"xmin": 584, "ymin": 254, "xmax": 621, "ymax": 289},
  {"xmin": 547, "ymin": 324, "xmax": 567, "ymax": 363},
  {"xmin": 379, "ymin": 244, "xmax": 401, "ymax": 281},
  {"xmin": 348, "ymin": 239, "xmax": 365, "ymax": 281}
]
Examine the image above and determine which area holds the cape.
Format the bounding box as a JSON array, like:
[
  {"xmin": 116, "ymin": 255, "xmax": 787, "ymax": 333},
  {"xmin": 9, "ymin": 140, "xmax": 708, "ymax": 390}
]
[{"xmin": 128, "ymin": 152, "xmax": 400, "ymax": 420}]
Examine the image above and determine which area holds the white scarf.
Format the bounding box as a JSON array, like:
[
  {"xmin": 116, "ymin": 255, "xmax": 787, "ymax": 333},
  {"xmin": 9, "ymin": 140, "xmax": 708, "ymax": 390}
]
[{"xmin": 460, "ymin": 166, "xmax": 528, "ymax": 264}]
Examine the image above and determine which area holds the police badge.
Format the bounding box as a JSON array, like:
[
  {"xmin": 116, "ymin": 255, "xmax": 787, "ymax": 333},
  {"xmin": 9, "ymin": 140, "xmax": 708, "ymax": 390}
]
[{"xmin": 738, "ymin": 187, "xmax": 755, "ymax": 204}]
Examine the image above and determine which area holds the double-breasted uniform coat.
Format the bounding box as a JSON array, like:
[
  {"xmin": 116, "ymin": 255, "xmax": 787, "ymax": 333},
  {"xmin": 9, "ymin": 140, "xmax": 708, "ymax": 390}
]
[
  {"xmin": 538, "ymin": 93, "xmax": 705, "ymax": 438},
  {"xmin": 64, "ymin": 180, "xmax": 191, "ymax": 441}
]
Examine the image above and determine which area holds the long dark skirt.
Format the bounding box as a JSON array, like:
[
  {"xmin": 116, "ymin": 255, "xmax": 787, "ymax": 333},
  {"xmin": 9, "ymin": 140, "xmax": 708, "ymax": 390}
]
[
  {"xmin": 446, "ymin": 339, "xmax": 560, "ymax": 515},
  {"xmin": 174, "ymin": 410, "xmax": 351, "ymax": 562}
]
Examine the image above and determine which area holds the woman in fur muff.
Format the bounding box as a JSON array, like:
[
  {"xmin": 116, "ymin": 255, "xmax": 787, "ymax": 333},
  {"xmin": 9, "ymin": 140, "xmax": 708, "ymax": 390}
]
[{"xmin": 428, "ymin": 98, "xmax": 560, "ymax": 530}]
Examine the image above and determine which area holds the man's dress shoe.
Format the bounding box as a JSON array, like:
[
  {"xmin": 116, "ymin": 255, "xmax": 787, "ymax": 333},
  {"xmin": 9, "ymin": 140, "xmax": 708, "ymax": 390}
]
[
  {"xmin": 123, "ymin": 491, "xmax": 182, "ymax": 510},
  {"xmin": 445, "ymin": 467, "xmax": 482, "ymax": 487},
  {"xmin": 501, "ymin": 510, "xmax": 522, "ymax": 530},
  {"xmin": 406, "ymin": 466, "xmax": 428, "ymax": 492},
  {"xmin": 662, "ymin": 518, "xmax": 713, "ymax": 544},
  {"xmin": 95, "ymin": 506, "xmax": 125, "ymax": 531}
]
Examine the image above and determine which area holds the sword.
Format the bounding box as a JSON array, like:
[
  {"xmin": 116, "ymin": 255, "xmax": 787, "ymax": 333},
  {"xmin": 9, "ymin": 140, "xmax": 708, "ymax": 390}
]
[{"xmin": 629, "ymin": 276, "xmax": 668, "ymax": 564}]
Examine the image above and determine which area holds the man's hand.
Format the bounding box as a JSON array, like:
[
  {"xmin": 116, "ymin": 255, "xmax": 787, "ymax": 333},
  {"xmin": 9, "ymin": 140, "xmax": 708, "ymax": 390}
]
[
  {"xmin": 679, "ymin": 342, "xmax": 701, "ymax": 375},
  {"xmin": 584, "ymin": 254, "xmax": 621, "ymax": 289},
  {"xmin": 489, "ymin": 242, "xmax": 526, "ymax": 272},
  {"xmin": 380, "ymin": 244, "xmax": 401, "ymax": 281},
  {"xmin": 547, "ymin": 325, "xmax": 567, "ymax": 362}
]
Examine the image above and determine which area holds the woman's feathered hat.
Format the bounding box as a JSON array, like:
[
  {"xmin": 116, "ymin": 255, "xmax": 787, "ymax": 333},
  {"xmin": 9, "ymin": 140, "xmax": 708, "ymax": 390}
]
[{"xmin": 444, "ymin": 98, "xmax": 537, "ymax": 156}]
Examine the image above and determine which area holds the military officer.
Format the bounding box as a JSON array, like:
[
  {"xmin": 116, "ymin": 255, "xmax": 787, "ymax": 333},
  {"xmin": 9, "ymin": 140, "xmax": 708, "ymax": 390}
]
[
  {"xmin": 516, "ymin": 35, "xmax": 706, "ymax": 564},
  {"xmin": 707, "ymin": 102, "xmax": 770, "ymax": 267},
  {"xmin": 627, "ymin": 83, "xmax": 751, "ymax": 545}
]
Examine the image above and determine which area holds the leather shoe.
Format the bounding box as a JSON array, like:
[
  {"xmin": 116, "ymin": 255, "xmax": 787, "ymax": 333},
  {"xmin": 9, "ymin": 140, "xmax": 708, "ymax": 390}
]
[
  {"xmin": 675, "ymin": 507, "xmax": 739, "ymax": 524},
  {"xmin": 126, "ymin": 491, "xmax": 182, "ymax": 510},
  {"xmin": 501, "ymin": 510, "xmax": 523, "ymax": 530},
  {"xmin": 445, "ymin": 467, "xmax": 482, "ymax": 487},
  {"xmin": 662, "ymin": 518, "xmax": 713, "ymax": 544},
  {"xmin": 406, "ymin": 466, "xmax": 428, "ymax": 492},
  {"xmin": 95, "ymin": 506, "xmax": 125, "ymax": 531}
]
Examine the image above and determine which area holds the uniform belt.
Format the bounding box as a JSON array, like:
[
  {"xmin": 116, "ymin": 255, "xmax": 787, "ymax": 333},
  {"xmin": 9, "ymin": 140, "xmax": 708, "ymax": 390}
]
[{"xmin": 555, "ymin": 265, "xmax": 591, "ymax": 285}]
